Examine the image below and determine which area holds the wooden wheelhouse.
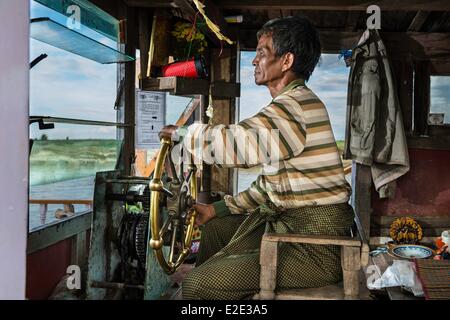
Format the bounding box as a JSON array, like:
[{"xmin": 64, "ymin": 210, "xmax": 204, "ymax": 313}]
[{"xmin": 1, "ymin": 0, "xmax": 449, "ymax": 300}]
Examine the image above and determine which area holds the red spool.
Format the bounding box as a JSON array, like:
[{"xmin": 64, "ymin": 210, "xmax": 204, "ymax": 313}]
[{"xmin": 162, "ymin": 57, "xmax": 207, "ymax": 78}]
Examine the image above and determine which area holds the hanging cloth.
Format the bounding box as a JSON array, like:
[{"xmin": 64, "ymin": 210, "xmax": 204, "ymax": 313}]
[{"xmin": 343, "ymin": 29, "xmax": 410, "ymax": 198}]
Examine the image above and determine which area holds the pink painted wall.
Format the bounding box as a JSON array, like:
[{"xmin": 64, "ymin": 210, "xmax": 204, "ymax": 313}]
[
  {"xmin": 0, "ymin": 0, "xmax": 29, "ymax": 299},
  {"xmin": 373, "ymin": 148, "xmax": 450, "ymax": 216}
]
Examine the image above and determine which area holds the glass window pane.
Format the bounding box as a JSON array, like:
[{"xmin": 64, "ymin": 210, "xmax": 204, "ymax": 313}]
[
  {"xmin": 430, "ymin": 76, "xmax": 450, "ymax": 124},
  {"xmin": 30, "ymin": 18, "xmax": 133, "ymax": 64},
  {"xmin": 30, "ymin": 38, "xmax": 118, "ymax": 121},
  {"xmin": 29, "ymin": 125, "xmax": 122, "ymax": 231},
  {"xmin": 31, "ymin": 1, "xmax": 118, "ymax": 50},
  {"xmin": 33, "ymin": 0, "xmax": 120, "ymax": 43}
]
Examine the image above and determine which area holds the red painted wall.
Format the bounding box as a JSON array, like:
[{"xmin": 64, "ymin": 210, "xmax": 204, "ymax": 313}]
[
  {"xmin": 26, "ymin": 239, "xmax": 72, "ymax": 300},
  {"xmin": 372, "ymin": 148, "xmax": 450, "ymax": 216}
]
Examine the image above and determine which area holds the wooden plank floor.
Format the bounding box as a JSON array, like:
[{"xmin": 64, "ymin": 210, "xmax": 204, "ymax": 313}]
[
  {"xmin": 162, "ymin": 263, "xmax": 374, "ymax": 300},
  {"xmin": 159, "ymin": 263, "xmax": 195, "ymax": 300}
]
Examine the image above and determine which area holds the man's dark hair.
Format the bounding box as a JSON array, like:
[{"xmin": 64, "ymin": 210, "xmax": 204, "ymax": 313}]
[{"xmin": 257, "ymin": 16, "xmax": 321, "ymax": 81}]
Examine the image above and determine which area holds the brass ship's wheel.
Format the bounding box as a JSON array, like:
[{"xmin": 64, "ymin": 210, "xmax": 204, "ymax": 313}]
[{"xmin": 148, "ymin": 136, "xmax": 197, "ymax": 274}]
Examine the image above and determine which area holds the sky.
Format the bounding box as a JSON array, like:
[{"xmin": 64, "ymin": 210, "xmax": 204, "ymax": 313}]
[
  {"xmin": 30, "ymin": 1, "xmax": 118, "ymax": 140},
  {"xmin": 30, "ymin": 1, "xmax": 450, "ymax": 141},
  {"xmin": 431, "ymin": 76, "xmax": 450, "ymax": 124}
]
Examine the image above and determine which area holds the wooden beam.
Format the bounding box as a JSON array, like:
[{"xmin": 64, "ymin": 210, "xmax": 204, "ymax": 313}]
[
  {"xmin": 210, "ymin": 47, "xmax": 238, "ymax": 195},
  {"xmin": 407, "ymin": 136, "xmax": 450, "ymax": 151},
  {"xmin": 413, "ymin": 61, "xmax": 431, "ymax": 136},
  {"xmin": 147, "ymin": 9, "xmax": 171, "ymax": 77},
  {"xmin": 210, "ymin": 81, "xmax": 241, "ymax": 98},
  {"xmin": 428, "ymin": 124, "xmax": 450, "ymax": 137},
  {"xmin": 263, "ymin": 233, "xmax": 362, "ymax": 247},
  {"xmin": 383, "ymin": 32, "xmax": 450, "ymax": 60},
  {"xmin": 407, "ymin": 11, "xmax": 430, "ymax": 32},
  {"xmin": 239, "ymin": 30, "xmax": 450, "ymax": 59},
  {"xmin": 281, "ymin": 9, "xmax": 292, "ymax": 18},
  {"xmin": 345, "ymin": 11, "xmax": 361, "ymax": 32},
  {"xmin": 319, "ymin": 31, "xmax": 360, "ymax": 53},
  {"xmin": 239, "ymin": 29, "xmax": 360, "ymax": 52},
  {"xmin": 124, "ymin": 0, "xmax": 173, "ymax": 7},
  {"xmin": 371, "ymin": 215, "xmax": 450, "ymax": 237},
  {"xmin": 212, "ymin": 0, "xmax": 450, "ymax": 11},
  {"xmin": 140, "ymin": 76, "xmax": 209, "ymax": 95},
  {"xmin": 351, "ymin": 163, "xmax": 373, "ymax": 241},
  {"xmin": 129, "ymin": 0, "xmax": 234, "ymax": 46},
  {"xmin": 118, "ymin": 3, "xmax": 137, "ymax": 176},
  {"xmin": 267, "ymin": 10, "xmax": 280, "ymax": 20},
  {"xmin": 171, "ymin": 0, "xmax": 196, "ymax": 17},
  {"xmin": 429, "ymin": 11, "xmax": 450, "ymax": 32},
  {"xmin": 331, "ymin": 31, "xmax": 450, "ymax": 59},
  {"xmin": 138, "ymin": 8, "xmax": 151, "ymax": 79},
  {"xmin": 392, "ymin": 60, "xmax": 413, "ymax": 135},
  {"xmin": 430, "ymin": 59, "xmax": 450, "ymax": 75}
]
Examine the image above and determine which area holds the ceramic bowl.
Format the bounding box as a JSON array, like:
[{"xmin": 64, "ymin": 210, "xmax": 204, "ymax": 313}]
[{"xmin": 388, "ymin": 244, "xmax": 434, "ymax": 260}]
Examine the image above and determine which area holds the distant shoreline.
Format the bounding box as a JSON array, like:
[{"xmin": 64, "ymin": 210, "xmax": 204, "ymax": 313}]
[{"xmin": 30, "ymin": 139, "xmax": 120, "ymax": 186}]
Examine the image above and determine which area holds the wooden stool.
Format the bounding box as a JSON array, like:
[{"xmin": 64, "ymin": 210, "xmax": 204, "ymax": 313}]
[{"xmin": 254, "ymin": 231, "xmax": 369, "ymax": 300}]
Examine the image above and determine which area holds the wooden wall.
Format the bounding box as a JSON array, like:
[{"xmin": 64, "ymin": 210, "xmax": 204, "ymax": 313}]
[{"xmin": 368, "ymin": 48, "xmax": 450, "ymax": 240}]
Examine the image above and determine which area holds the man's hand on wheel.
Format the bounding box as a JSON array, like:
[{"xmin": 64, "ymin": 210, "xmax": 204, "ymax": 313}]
[
  {"xmin": 189, "ymin": 203, "xmax": 216, "ymax": 227},
  {"xmin": 159, "ymin": 125, "xmax": 178, "ymax": 141}
]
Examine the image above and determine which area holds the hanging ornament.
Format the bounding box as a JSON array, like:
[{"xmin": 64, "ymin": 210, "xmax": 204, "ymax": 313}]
[
  {"xmin": 206, "ymin": 87, "xmax": 214, "ymax": 124},
  {"xmin": 192, "ymin": 0, "xmax": 234, "ymax": 45},
  {"xmin": 389, "ymin": 217, "xmax": 423, "ymax": 244}
]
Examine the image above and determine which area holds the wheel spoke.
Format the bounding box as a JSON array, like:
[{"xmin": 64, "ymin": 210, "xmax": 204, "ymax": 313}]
[
  {"xmin": 165, "ymin": 151, "xmax": 180, "ymax": 184},
  {"xmin": 159, "ymin": 213, "xmax": 174, "ymax": 238},
  {"xmin": 168, "ymin": 221, "xmax": 179, "ymax": 264},
  {"xmin": 161, "ymin": 186, "xmax": 175, "ymax": 198}
]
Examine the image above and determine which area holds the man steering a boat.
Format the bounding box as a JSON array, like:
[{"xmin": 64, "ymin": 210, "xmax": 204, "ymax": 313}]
[{"xmin": 159, "ymin": 15, "xmax": 353, "ymax": 300}]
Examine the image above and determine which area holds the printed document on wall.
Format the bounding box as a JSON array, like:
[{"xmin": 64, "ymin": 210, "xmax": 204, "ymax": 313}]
[{"xmin": 135, "ymin": 89, "xmax": 166, "ymax": 149}]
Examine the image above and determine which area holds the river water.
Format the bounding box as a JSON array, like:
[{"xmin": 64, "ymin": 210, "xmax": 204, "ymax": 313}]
[{"xmin": 29, "ymin": 176, "xmax": 95, "ymax": 231}]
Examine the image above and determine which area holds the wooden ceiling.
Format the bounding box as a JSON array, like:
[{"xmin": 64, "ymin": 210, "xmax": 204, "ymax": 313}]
[
  {"xmin": 91, "ymin": 0, "xmax": 450, "ymax": 55},
  {"xmin": 121, "ymin": 1, "xmax": 450, "ymax": 32}
]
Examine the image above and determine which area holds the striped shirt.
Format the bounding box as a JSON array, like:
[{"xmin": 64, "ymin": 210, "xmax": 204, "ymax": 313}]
[{"xmin": 184, "ymin": 79, "xmax": 351, "ymax": 215}]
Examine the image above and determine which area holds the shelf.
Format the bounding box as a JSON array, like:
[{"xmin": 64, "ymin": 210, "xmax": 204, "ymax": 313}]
[
  {"xmin": 140, "ymin": 77, "xmax": 209, "ymax": 95},
  {"xmin": 140, "ymin": 77, "xmax": 240, "ymax": 98},
  {"xmin": 30, "ymin": 17, "xmax": 135, "ymax": 64}
]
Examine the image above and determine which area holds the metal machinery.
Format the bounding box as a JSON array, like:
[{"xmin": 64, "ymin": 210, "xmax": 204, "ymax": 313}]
[{"xmin": 86, "ymin": 137, "xmax": 198, "ymax": 300}]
